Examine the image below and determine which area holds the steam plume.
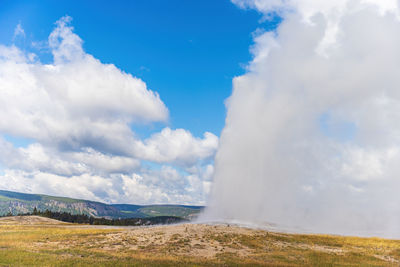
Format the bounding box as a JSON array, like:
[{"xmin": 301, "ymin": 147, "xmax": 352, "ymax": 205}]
[{"xmin": 203, "ymin": 0, "xmax": 400, "ymax": 238}]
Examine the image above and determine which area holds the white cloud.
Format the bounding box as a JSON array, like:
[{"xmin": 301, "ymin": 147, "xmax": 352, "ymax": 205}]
[
  {"xmin": 0, "ymin": 16, "xmax": 217, "ymax": 205},
  {"xmin": 204, "ymin": 0, "xmax": 400, "ymax": 238},
  {"xmin": 134, "ymin": 128, "xmax": 218, "ymax": 167},
  {"xmin": 48, "ymin": 16, "xmax": 84, "ymax": 64},
  {"xmin": 234, "ymin": 0, "xmax": 400, "ymax": 55},
  {"xmin": 0, "ymin": 16, "xmax": 168, "ymax": 156},
  {"xmin": 0, "ymin": 163, "xmax": 213, "ymax": 205},
  {"xmin": 13, "ymin": 23, "xmax": 25, "ymax": 40},
  {"xmin": 232, "ymin": 0, "xmax": 399, "ymax": 19},
  {"xmin": 0, "ymin": 138, "xmax": 140, "ymax": 176}
]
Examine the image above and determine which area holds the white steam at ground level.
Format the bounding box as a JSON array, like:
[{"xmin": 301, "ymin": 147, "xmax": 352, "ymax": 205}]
[{"xmin": 202, "ymin": 0, "xmax": 400, "ymax": 238}]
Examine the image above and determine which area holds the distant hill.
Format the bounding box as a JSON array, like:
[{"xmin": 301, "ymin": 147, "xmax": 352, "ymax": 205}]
[
  {"xmin": 112, "ymin": 204, "xmax": 203, "ymax": 220},
  {"xmin": 0, "ymin": 190, "xmax": 204, "ymax": 220}
]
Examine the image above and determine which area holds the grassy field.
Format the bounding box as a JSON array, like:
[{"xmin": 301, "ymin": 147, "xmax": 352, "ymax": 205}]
[{"xmin": 0, "ymin": 216, "xmax": 399, "ymax": 266}]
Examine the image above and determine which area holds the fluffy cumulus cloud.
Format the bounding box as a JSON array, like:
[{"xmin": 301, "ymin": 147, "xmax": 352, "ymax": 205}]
[
  {"xmin": 134, "ymin": 128, "xmax": 218, "ymax": 167},
  {"xmin": 203, "ymin": 0, "xmax": 400, "ymax": 237},
  {"xmin": 0, "ymin": 16, "xmax": 217, "ymax": 205},
  {"xmin": 232, "ymin": 0, "xmax": 399, "ymax": 17}
]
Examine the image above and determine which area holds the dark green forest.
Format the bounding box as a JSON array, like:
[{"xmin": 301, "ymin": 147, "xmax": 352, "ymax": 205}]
[{"xmin": 4, "ymin": 207, "xmax": 187, "ymax": 226}]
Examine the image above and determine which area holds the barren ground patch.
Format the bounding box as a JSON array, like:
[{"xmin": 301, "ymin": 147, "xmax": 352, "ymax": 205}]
[{"xmin": 0, "ymin": 216, "xmax": 399, "ymax": 266}]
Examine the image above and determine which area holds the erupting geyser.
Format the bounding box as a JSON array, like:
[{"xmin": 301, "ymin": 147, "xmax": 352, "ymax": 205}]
[{"xmin": 202, "ymin": 0, "xmax": 400, "ymax": 238}]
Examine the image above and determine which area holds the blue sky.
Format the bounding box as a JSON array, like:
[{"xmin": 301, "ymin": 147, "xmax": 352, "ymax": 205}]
[
  {"xmin": 0, "ymin": 0, "xmax": 283, "ymax": 204},
  {"xmin": 0, "ymin": 0, "xmax": 280, "ymax": 138}
]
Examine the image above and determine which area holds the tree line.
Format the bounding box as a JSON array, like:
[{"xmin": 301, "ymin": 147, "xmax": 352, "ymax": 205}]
[{"xmin": 3, "ymin": 207, "xmax": 187, "ymax": 226}]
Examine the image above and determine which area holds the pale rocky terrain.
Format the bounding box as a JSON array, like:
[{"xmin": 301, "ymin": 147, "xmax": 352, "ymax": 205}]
[
  {"xmin": 0, "ymin": 215, "xmax": 70, "ymax": 225},
  {"xmin": 1, "ymin": 216, "xmax": 399, "ymax": 266}
]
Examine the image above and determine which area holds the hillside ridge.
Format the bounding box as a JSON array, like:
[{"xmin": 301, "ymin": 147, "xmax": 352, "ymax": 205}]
[{"xmin": 0, "ymin": 189, "xmax": 203, "ymax": 219}]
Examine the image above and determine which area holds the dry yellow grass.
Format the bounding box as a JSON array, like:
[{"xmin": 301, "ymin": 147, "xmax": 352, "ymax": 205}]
[{"xmin": 0, "ymin": 216, "xmax": 399, "ymax": 266}]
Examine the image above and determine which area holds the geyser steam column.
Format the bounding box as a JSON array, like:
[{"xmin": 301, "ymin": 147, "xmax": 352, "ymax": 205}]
[{"xmin": 202, "ymin": 0, "xmax": 400, "ymax": 238}]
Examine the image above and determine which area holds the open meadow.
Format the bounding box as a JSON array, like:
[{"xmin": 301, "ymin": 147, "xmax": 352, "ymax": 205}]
[{"xmin": 0, "ymin": 216, "xmax": 399, "ymax": 266}]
